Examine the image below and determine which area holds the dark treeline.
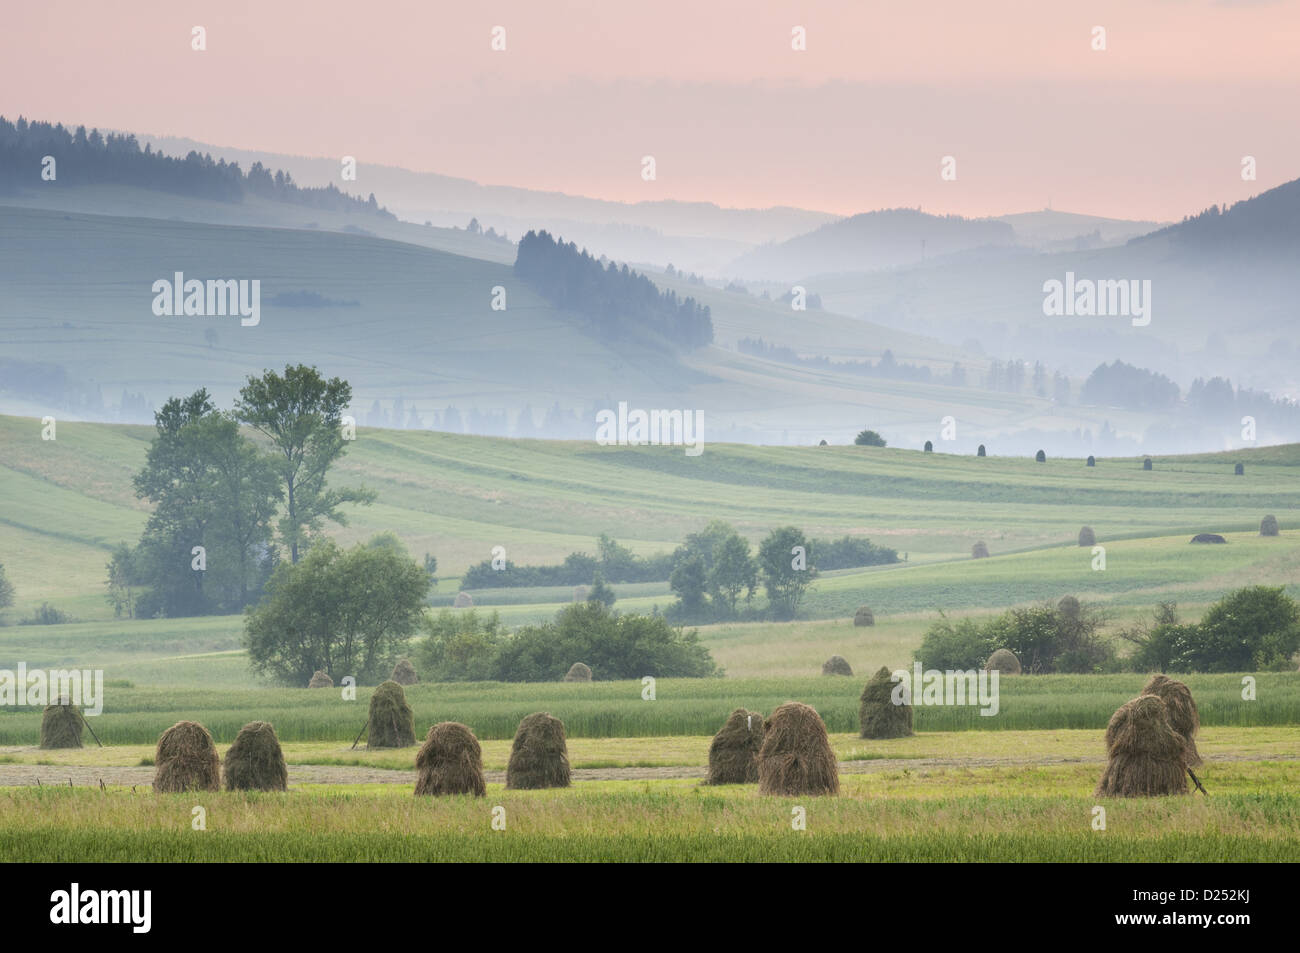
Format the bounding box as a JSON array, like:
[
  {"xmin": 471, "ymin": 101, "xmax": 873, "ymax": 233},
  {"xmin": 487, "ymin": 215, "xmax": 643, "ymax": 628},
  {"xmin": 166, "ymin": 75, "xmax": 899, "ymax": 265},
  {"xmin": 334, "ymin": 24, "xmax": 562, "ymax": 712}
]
[
  {"xmin": 461, "ymin": 529, "xmax": 897, "ymax": 598},
  {"xmin": 515, "ymin": 230, "xmax": 713, "ymax": 350},
  {"xmin": 738, "ymin": 338, "xmax": 946, "ymax": 384},
  {"xmin": 1134, "ymin": 177, "xmax": 1300, "ymax": 254},
  {"xmin": 0, "ymin": 116, "xmax": 395, "ymax": 218}
]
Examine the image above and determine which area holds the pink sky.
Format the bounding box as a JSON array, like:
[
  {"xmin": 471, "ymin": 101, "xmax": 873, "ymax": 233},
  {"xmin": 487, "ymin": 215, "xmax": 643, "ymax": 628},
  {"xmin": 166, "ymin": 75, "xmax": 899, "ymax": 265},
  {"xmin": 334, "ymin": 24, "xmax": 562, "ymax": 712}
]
[{"xmin": 3, "ymin": 0, "xmax": 1297, "ymax": 219}]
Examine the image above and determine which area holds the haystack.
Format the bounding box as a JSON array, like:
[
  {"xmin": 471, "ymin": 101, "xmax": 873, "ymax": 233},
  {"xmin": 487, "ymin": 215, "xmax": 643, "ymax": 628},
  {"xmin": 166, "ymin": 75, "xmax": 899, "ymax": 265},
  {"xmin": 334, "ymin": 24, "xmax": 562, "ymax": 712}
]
[
  {"xmin": 40, "ymin": 701, "xmax": 83, "ymax": 749},
  {"xmin": 1086, "ymin": 455, "xmax": 1096, "ymax": 467},
  {"xmin": 977, "ymin": 444, "xmax": 986, "ymax": 457},
  {"xmin": 706, "ymin": 708, "xmax": 764, "ymax": 784},
  {"xmin": 859, "ymin": 666, "xmax": 913, "ymax": 739},
  {"xmin": 572, "ymin": 585, "xmax": 589, "ymax": 602},
  {"xmin": 1141, "ymin": 674, "xmax": 1201, "ymax": 767},
  {"xmin": 822, "ymin": 655, "xmax": 853, "ymax": 676},
  {"xmin": 414, "ymin": 722, "xmax": 486, "ymax": 796},
  {"xmin": 153, "ymin": 721, "xmax": 221, "ymax": 793},
  {"xmin": 1094, "ymin": 695, "xmax": 1188, "ymax": 797},
  {"xmin": 563, "ymin": 662, "xmax": 592, "ymax": 682},
  {"xmin": 1190, "ymin": 533, "xmax": 1226, "ymax": 544},
  {"xmin": 1143, "ymin": 457, "xmax": 1153, "ymax": 471},
  {"xmin": 454, "ymin": 591, "xmax": 473, "ymax": 608},
  {"xmin": 971, "ymin": 541, "xmax": 989, "ymax": 559},
  {"xmin": 223, "ymin": 721, "xmax": 287, "ymax": 792},
  {"xmin": 1234, "ymin": 463, "xmax": 1244, "ymax": 476},
  {"xmin": 390, "ymin": 658, "xmax": 419, "ymax": 685},
  {"xmin": 1058, "ymin": 594, "xmax": 1081, "ymax": 619},
  {"xmin": 1078, "ymin": 526, "xmax": 1096, "ymax": 547},
  {"xmin": 853, "ymin": 605, "xmax": 874, "ymax": 626},
  {"xmin": 758, "ymin": 702, "xmax": 839, "ymax": 796},
  {"xmin": 1035, "ymin": 450, "xmax": 1046, "ymax": 462},
  {"xmin": 924, "ymin": 440, "xmax": 933, "ymax": 452},
  {"xmin": 506, "ymin": 712, "xmax": 571, "ymax": 789},
  {"xmin": 1260, "ymin": 514, "xmax": 1280, "ymax": 537},
  {"xmin": 985, "ymin": 648, "xmax": 1021, "ymax": 675},
  {"xmin": 367, "ymin": 680, "xmax": 416, "ymax": 748},
  {"xmin": 307, "ymin": 670, "xmax": 333, "ymax": 688}
]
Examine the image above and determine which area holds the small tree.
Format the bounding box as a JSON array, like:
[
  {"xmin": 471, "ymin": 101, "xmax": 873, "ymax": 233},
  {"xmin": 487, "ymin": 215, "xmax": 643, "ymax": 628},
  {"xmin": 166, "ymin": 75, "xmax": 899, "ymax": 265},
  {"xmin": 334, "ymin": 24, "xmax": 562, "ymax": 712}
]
[
  {"xmin": 244, "ymin": 537, "xmax": 430, "ymax": 684},
  {"xmin": 588, "ymin": 571, "xmax": 617, "ymax": 607},
  {"xmin": 1177, "ymin": 586, "xmax": 1300, "ymax": 672},
  {"xmin": 854, "ymin": 430, "xmax": 886, "ymax": 447},
  {"xmin": 758, "ymin": 526, "xmax": 816, "ymax": 620}
]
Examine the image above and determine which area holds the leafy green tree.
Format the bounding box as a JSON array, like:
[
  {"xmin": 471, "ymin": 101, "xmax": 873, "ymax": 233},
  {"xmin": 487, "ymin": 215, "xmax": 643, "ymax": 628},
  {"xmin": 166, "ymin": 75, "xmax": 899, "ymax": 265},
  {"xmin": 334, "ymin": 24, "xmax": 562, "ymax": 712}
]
[
  {"xmin": 758, "ymin": 526, "xmax": 816, "ymax": 619},
  {"xmin": 234, "ymin": 364, "xmax": 374, "ymax": 563},
  {"xmin": 588, "ymin": 571, "xmax": 617, "ymax": 607},
  {"xmin": 415, "ymin": 609, "xmax": 504, "ymax": 681},
  {"xmin": 854, "ymin": 429, "xmax": 886, "ymax": 447},
  {"xmin": 104, "ymin": 544, "xmax": 140, "ymax": 619},
  {"xmin": 669, "ymin": 554, "xmax": 708, "ymax": 612},
  {"xmin": 1175, "ymin": 586, "xmax": 1300, "ymax": 671},
  {"xmin": 423, "ymin": 552, "xmax": 438, "ymax": 589},
  {"xmin": 244, "ymin": 537, "xmax": 430, "ymax": 684},
  {"xmin": 132, "ymin": 391, "xmax": 280, "ymax": 616},
  {"xmin": 709, "ymin": 531, "xmax": 757, "ymax": 612}
]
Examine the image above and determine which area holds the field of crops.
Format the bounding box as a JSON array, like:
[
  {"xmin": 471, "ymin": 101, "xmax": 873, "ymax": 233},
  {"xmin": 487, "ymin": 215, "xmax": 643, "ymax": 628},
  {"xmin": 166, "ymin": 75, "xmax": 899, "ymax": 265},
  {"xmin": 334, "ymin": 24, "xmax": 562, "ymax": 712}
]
[{"xmin": 3, "ymin": 764, "xmax": 1297, "ymax": 862}]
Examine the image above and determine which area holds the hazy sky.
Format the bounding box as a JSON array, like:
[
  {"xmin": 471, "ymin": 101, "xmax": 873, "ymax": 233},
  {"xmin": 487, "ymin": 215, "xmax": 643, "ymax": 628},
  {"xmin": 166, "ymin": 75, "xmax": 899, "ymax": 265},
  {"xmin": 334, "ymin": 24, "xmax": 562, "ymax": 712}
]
[{"xmin": 3, "ymin": 0, "xmax": 1297, "ymax": 220}]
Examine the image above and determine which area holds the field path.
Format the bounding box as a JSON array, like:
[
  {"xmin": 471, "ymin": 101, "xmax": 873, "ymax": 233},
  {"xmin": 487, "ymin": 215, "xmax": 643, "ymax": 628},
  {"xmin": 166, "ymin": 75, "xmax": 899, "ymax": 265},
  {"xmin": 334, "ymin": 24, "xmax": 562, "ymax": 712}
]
[{"xmin": 2, "ymin": 752, "xmax": 1294, "ymax": 788}]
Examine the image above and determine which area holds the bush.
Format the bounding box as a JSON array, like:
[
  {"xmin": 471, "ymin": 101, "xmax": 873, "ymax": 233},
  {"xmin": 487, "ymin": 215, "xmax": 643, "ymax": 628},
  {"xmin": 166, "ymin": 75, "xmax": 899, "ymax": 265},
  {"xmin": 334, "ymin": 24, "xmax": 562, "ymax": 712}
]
[
  {"xmin": 244, "ymin": 539, "xmax": 429, "ymax": 685},
  {"xmin": 1172, "ymin": 586, "xmax": 1300, "ymax": 672},
  {"xmin": 415, "ymin": 610, "xmax": 505, "ymax": 682},
  {"xmin": 491, "ymin": 601, "xmax": 718, "ymax": 681},
  {"xmin": 915, "ymin": 617, "xmax": 996, "ymax": 671},
  {"xmin": 20, "ymin": 603, "xmax": 73, "ymax": 625},
  {"xmin": 989, "ymin": 602, "xmax": 1115, "ymax": 674},
  {"xmin": 854, "ymin": 430, "xmax": 886, "ymax": 447}
]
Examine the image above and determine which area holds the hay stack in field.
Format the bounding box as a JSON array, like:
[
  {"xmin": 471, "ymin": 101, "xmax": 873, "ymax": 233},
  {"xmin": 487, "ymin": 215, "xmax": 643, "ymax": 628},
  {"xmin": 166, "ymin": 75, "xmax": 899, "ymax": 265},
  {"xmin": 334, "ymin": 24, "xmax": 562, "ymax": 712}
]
[
  {"xmin": 563, "ymin": 662, "xmax": 592, "ymax": 682},
  {"xmin": 454, "ymin": 591, "xmax": 473, "ymax": 608},
  {"xmin": 153, "ymin": 721, "xmax": 221, "ymax": 793},
  {"xmin": 705, "ymin": 709, "xmax": 764, "ymax": 785},
  {"xmin": 367, "ymin": 680, "xmax": 416, "ymax": 748},
  {"xmin": 1058, "ymin": 595, "xmax": 1081, "ymax": 619},
  {"xmin": 573, "ymin": 585, "xmax": 589, "ymax": 602},
  {"xmin": 853, "ymin": 605, "xmax": 874, "ymax": 627},
  {"xmin": 1143, "ymin": 457, "xmax": 1153, "ymax": 471},
  {"xmin": 985, "ymin": 648, "xmax": 1021, "ymax": 675},
  {"xmin": 1094, "ymin": 695, "xmax": 1188, "ymax": 798},
  {"xmin": 506, "ymin": 712, "xmax": 571, "ymax": 789},
  {"xmin": 971, "ymin": 541, "xmax": 990, "ymax": 559},
  {"xmin": 822, "ymin": 655, "xmax": 853, "ymax": 676},
  {"xmin": 758, "ymin": 702, "xmax": 839, "ymax": 796},
  {"xmin": 1035, "ymin": 449, "xmax": 1046, "ymax": 462},
  {"xmin": 977, "ymin": 444, "xmax": 986, "ymax": 457},
  {"xmin": 1260, "ymin": 515, "xmax": 1280, "ymax": 537},
  {"xmin": 1086, "ymin": 455, "xmax": 1096, "ymax": 467},
  {"xmin": 1141, "ymin": 674, "xmax": 1201, "ymax": 767},
  {"xmin": 1234, "ymin": 463, "xmax": 1244, "ymax": 476},
  {"xmin": 1078, "ymin": 526, "xmax": 1096, "ymax": 547},
  {"xmin": 40, "ymin": 701, "xmax": 83, "ymax": 749},
  {"xmin": 390, "ymin": 658, "xmax": 418, "ymax": 685},
  {"xmin": 414, "ymin": 722, "xmax": 486, "ymax": 796},
  {"xmin": 307, "ymin": 670, "xmax": 333, "ymax": 688},
  {"xmin": 1190, "ymin": 533, "xmax": 1226, "ymax": 544},
  {"xmin": 859, "ymin": 666, "xmax": 913, "ymax": 739},
  {"xmin": 223, "ymin": 721, "xmax": 287, "ymax": 792}
]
